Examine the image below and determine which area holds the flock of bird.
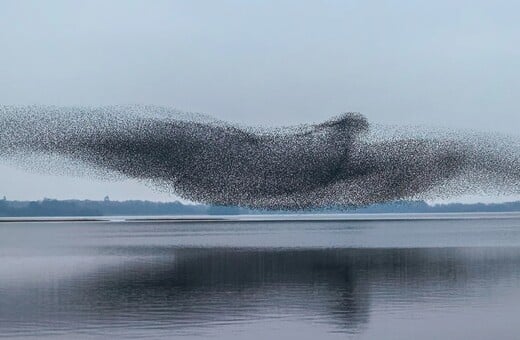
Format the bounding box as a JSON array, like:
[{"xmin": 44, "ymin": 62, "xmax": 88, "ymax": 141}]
[{"xmin": 1, "ymin": 105, "xmax": 519, "ymax": 209}]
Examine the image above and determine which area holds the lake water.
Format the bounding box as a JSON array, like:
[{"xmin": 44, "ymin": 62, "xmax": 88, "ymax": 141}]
[{"xmin": 2, "ymin": 215, "xmax": 520, "ymax": 339}]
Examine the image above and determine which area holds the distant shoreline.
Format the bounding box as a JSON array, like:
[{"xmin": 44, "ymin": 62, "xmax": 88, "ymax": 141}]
[
  {"xmin": 3, "ymin": 197, "xmax": 520, "ymax": 219},
  {"xmin": 2, "ymin": 211, "xmax": 520, "ymax": 223}
]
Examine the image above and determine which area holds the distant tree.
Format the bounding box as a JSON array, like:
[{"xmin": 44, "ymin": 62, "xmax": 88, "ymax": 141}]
[{"xmin": 0, "ymin": 196, "xmax": 7, "ymax": 215}]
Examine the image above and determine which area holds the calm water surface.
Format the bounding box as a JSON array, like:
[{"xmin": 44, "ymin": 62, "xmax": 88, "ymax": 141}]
[{"xmin": 1, "ymin": 215, "xmax": 520, "ymax": 339}]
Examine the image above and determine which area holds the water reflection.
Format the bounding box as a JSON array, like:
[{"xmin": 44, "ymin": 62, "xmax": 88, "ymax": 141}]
[{"xmin": 2, "ymin": 243, "xmax": 520, "ymax": 338}]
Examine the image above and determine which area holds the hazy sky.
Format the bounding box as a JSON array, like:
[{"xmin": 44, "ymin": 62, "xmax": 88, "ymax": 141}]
[{"xmin": 1, "ymin": 0, "xmax": 519, "ymax": 201}]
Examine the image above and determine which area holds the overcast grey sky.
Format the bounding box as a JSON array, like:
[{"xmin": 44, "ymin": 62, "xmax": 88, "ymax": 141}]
[{"xmin": 1, "ymin": 0, "xmax": 519, "ymax": 201}]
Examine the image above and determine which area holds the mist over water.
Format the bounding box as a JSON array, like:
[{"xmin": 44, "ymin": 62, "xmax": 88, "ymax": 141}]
[{"xmin": 2, "ymin": 217, "xmax": 520, "ymax": 339}]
